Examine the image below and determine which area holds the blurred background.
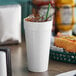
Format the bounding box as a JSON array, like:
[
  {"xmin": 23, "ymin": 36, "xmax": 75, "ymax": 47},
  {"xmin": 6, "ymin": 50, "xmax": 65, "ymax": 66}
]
[
  {"xmin": 0, "ymin": 0, "xmax": 32, "ymax": 34},
  {"xmin": 0, "ymin": 0, "xmax": 76, "ymax": 44}
]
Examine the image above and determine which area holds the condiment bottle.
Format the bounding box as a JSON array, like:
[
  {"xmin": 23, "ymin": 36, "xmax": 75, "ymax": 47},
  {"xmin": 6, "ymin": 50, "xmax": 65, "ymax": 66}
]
[
  {"xmin": 32, "ymin": 0, "xmax": 54, "ymax": 19},
  {"xmin": 55, "ymin": 0, "xmax": 75, "ymax": 35}
]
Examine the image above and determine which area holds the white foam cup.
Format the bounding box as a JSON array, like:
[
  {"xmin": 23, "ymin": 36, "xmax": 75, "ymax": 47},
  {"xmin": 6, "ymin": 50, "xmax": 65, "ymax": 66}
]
[{"xmin": 24, "ymin": 15, "xmax": 53, "ymax": 72}]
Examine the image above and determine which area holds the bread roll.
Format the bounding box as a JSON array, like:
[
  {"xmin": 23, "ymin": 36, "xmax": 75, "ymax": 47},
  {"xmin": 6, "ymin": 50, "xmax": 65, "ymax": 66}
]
[{"xmin": 54, "ymin": 36, "xmax": 76, "ymax": 52}]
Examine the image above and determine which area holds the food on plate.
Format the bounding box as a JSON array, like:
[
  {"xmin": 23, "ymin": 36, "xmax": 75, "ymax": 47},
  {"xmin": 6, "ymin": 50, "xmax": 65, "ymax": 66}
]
[{"xmin": 54, "ymin": 35, "xmax": 76, "ymax": 53}]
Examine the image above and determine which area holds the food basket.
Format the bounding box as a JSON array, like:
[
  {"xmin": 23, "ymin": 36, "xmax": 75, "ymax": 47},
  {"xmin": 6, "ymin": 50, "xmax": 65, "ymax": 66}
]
[{"xmin": 50, "ymin": 46, "xmax": 76, "ymax": 64}]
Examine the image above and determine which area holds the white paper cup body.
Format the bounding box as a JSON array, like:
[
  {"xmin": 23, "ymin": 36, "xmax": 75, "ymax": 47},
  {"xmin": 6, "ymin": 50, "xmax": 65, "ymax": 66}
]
[{"xmin": 24, "ymin": 18, "xmax": 53, "ymax": 72}]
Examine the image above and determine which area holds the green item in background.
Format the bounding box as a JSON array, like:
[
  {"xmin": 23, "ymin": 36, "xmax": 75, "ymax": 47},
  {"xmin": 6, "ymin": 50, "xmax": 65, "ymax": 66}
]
[
  {"xmin": 0, "ymin": 0, "xmax": 32, "ymax": 34},
  {"xmin": 50, "ymin": 49, "xmax": 76, "ymax": 64}
]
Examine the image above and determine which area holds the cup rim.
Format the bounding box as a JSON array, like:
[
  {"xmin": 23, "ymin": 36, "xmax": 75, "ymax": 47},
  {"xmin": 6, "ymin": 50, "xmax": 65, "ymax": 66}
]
[{"xmin": 24, "ymin": 15, "xmax": 53, "ymax": 23}]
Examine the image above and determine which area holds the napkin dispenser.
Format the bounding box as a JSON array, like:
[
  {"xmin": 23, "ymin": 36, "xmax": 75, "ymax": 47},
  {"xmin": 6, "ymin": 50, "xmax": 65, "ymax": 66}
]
[
  {"xmin": 0, "ymin": 48, "xmax": 12, "ymax": 76},
  {"xmin": 0, "ymin": 4, "xmax": 21, "ymax": 45}
]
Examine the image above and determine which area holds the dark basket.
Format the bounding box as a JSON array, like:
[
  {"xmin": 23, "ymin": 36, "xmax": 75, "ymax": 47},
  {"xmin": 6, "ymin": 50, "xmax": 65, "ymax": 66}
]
[{"xmin": 50, "ymin": 49, "xmax": 76, "ymax": 64}]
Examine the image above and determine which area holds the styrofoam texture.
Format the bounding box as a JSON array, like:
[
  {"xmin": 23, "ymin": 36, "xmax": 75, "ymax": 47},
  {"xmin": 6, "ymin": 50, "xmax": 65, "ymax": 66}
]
[
  {"xmin": 24, "ymin": 17, "xmax": 53, "ymax": 72},
  {"xmin": 0, "ymin": 4, "xmax": 21, "ymax": 43}
]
